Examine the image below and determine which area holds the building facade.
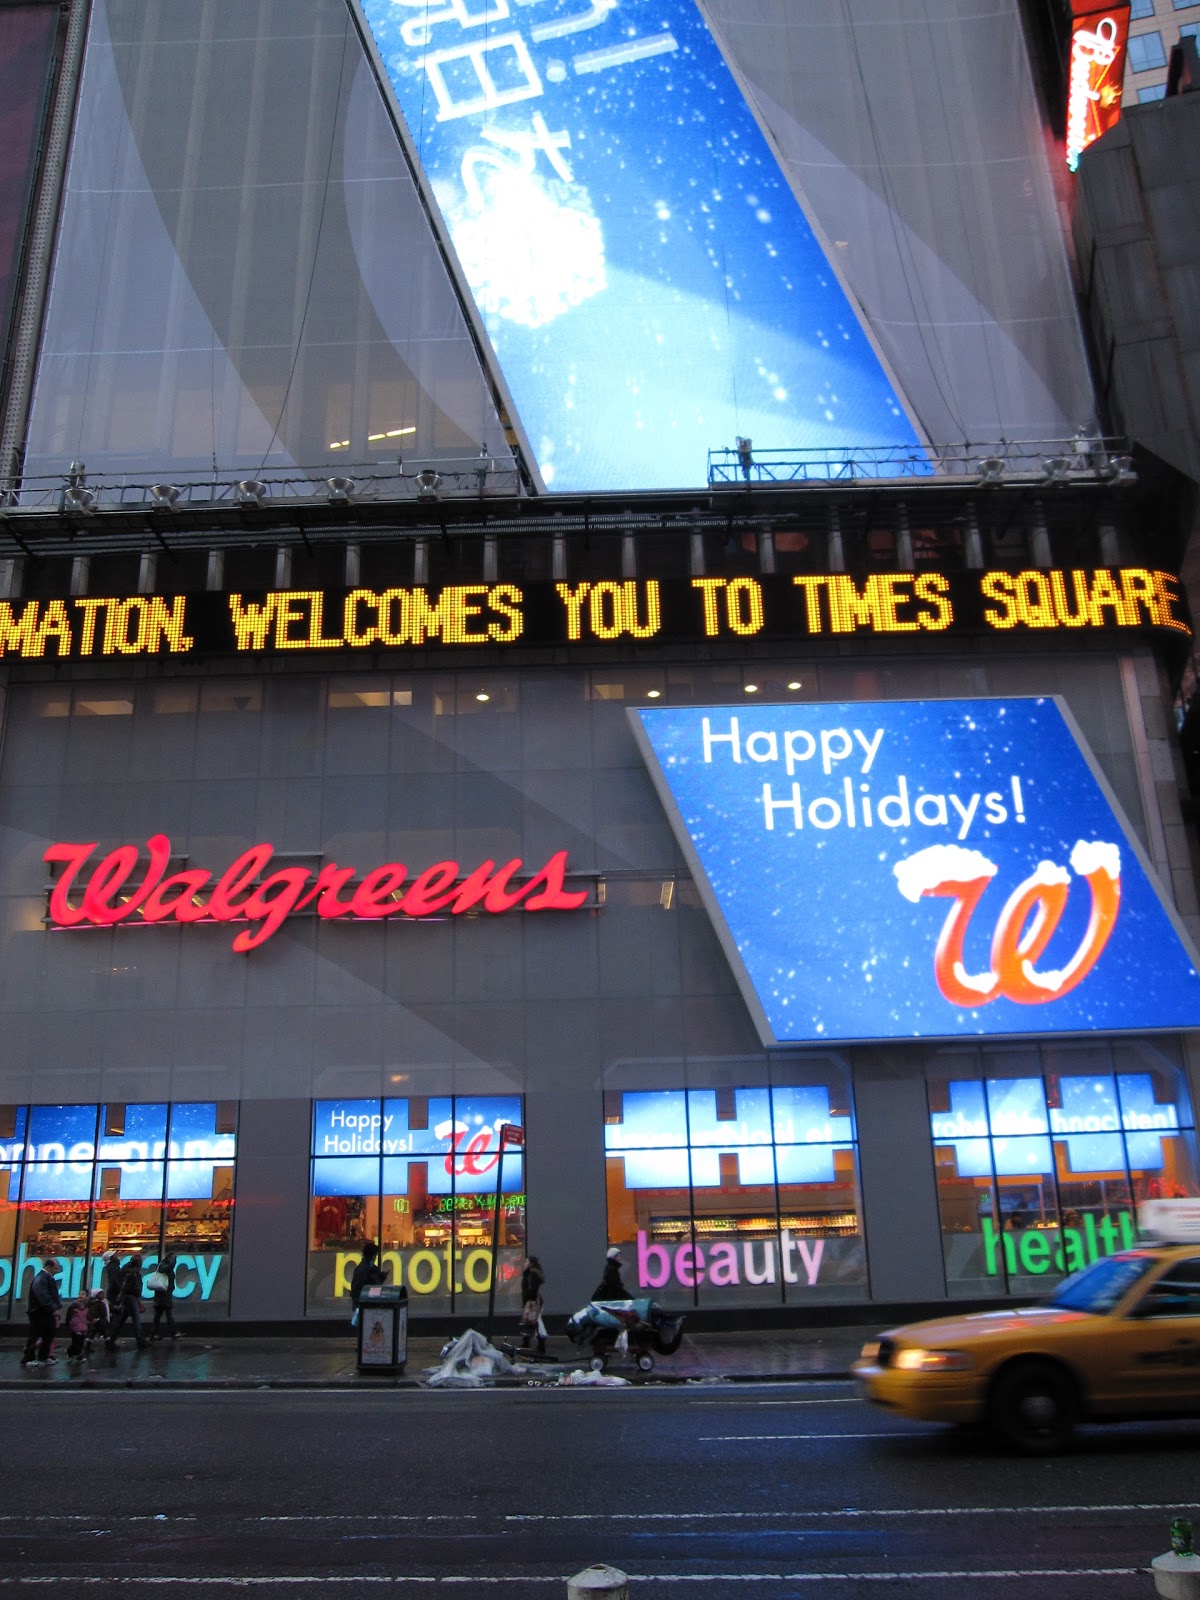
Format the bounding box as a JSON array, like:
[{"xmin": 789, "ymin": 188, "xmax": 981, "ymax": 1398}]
[{"xmin": 0, "ymin": 0, "xmax": 1196, "ymax": 1330}]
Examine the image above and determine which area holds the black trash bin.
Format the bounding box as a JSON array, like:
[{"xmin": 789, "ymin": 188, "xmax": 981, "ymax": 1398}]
[{"xmin": 356, "ymin": 1284, "xmax": 408, "ymax": 1374}]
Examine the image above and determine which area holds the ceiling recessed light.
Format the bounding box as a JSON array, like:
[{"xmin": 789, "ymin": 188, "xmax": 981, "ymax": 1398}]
[
  {"xmin": 744, "ymin": 684, "xmax": 759, "ymax": 694},
  {"xmin": 647, "ymin": 689, "xmax": 661, "ymax": 699},
  {"xmin": 476, "ymin": 692, "xmax": 490, "ymax": 702},
  {"xmin": 787, "ymin": 681, "xmax": 802, "ymax": 691}
]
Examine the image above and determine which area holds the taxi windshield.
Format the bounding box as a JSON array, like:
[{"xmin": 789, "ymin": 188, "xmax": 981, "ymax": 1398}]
[{"xmin": 1049, "ymin": 1254, "xmax": 1157, "ymax": 1313}]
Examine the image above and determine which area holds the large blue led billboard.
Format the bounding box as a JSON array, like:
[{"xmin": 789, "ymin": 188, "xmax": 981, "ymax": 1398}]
[
  {"xmin": 352, "ymin": 0, "xmax": 926, "ymax": 491},
  {"xmin": 631, "ymin": 697, "xmax": 1200, "ymax": 1045}
]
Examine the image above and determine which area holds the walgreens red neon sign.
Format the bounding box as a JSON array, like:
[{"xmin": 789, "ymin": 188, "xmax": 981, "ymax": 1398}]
[{"xmin": 44, "ymin": 836, "xmax": 587, "ymax": 953}]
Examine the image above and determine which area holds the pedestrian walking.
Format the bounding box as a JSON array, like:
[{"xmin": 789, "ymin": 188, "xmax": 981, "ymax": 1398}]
[
  {"xmin": 64, "ymin": 1291, "xmax": 89, "ymax": 1362},
  {"xmin": 21, "ymin": 1258, "xmax": 62, "ymax": 1367},
  {"xmin": 519, "ymin": 1255, "xmax": 547, "ymax": 1355},
  {"xmin": 100, "ymin": 1249, "xmax": 122, "ymax": 1311},
  {"xmin": 149, "ymin": 1254, "xmax": 178, "ymax": 1341},
  {"xmin": 593, "ymin": 1246, "xmax": 630, "ymax": 1301},
  {"xmin": 349, "ymin": 1242, "xmax": 385, "ymax": 1326},
  {"xmin": 106, "ymin": 1254, "xmax": 149, "ymax": 1350}
]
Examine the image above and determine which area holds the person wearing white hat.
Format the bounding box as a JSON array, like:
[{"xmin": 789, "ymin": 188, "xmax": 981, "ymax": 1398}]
[
  {"xmin": 593, "ymin": 1246, "xmax": 630, "ymax": 1301},
  {"xmin": 100, "ymin": 1249, "xmax": 122, "ymax": 1310}
]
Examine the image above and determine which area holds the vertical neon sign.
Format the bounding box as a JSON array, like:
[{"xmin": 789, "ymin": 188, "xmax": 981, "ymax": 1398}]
[{"xmin": 1066, "ymin": 5, "xmax": 1131, "ymax": 172}]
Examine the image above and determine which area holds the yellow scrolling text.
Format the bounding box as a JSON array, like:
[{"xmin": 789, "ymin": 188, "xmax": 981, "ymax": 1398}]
[
  {"xmin": 227, "ymin": 586, "xmax": 524, "ymax": 650},
  {"xmin": 0, "ymin": 596, "xmax": 193, "ymax": 659}
]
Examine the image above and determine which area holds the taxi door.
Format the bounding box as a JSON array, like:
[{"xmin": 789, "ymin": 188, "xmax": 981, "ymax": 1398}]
[{"xmin": 1102, "ymin": 1258, "xmax": 1200, "ymax": 1414}]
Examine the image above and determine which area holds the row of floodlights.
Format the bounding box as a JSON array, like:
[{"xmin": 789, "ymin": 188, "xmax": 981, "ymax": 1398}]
[
  {"xmin": 55, "ymin": 465, "xmax": 451, "ymax": 515},
  {"xmin": 975, "ymin": 452, "xmax": 1133, "ymax": 485}
]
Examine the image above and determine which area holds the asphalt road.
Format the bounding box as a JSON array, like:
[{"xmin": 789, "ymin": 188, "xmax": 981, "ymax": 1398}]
[{"xmin": 0, "ymin": 1380, "xmax": 1195, "ymax": 1596}]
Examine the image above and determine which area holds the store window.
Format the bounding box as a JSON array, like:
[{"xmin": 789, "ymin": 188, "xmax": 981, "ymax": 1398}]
[
  {"xmin": 308, "ymin": 1096, "xmax": 525, "ymax": 1316},
  {"xmin": 928, "ymin": 1043, "xmax": 1199, "ymax": 1298},
  {"xmin": 0, "ymin": 1101, "xmax": 237, "ymax": 1318},
  {"xmin": 603, "ymin": 1072, "xmax": 867, "ymax": 1307}
]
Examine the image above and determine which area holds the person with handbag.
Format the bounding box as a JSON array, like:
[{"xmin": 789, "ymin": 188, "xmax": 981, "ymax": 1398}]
[
  {"xmin": 519, "ymin": 1255, "xmax": 546, "ymax": 1355},
  {"xmin": 148, "ymin": 1254, "xmax": 178, "ymax": 1341},
  {"xmin": 106, "ymin": 1254, "xmax": 149, "ymax": 1351}
]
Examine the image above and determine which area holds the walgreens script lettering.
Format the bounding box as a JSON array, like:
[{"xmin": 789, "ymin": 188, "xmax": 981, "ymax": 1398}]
[{"xmin": 44, "ymin": 836, "xmax": 587, "ymax": 952}]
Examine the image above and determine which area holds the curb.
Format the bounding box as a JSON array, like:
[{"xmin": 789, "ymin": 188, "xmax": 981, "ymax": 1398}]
[{"xmin": 0, "ymin": 1367, "xmax": 856, "ymax": 1392}]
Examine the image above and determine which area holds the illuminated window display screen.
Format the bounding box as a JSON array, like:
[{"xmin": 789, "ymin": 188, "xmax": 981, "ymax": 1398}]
[
  {"xmin": 308, "ymin": 1096, "xmax": 524, "ymax": 1316},
  {"xmin": 928, "ymin": 1043, "xmax": 1199, "ymax": 1297},
  {"xmin": 0, "ymin": 1102, "xmax": 237, "ymax": 1318},
  {"xmin": 354, "ymin": 0, "xmax": 924, "ymax": 491},
  {"xmin": 633, "ymin": 697, "xmax": 1200, "ymax": 1045},
  {"xmin": 603, "ymin": 1079, "xmax": 867, "ymax": 1307}
]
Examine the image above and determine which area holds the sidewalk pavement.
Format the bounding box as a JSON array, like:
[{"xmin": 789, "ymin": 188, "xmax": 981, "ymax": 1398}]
[{"xmin": 0, "ymin": 1325, "xmax": 869, "ymax": 1389}]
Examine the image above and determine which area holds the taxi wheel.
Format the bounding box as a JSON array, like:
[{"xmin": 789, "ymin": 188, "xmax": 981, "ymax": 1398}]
[{"xmin": 988, "ymin": 1361, "xmax": 1077, "ymax": 1455}]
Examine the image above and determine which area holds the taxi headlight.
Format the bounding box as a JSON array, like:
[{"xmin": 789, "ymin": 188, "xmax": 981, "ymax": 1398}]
[
  {"xmin": 858, "ymin": 1340, "xmax": 881, "ymax": 1361},
  {"xmin": 893, "ymin": 1347, "xmax": 972, "ymax": 1372}
]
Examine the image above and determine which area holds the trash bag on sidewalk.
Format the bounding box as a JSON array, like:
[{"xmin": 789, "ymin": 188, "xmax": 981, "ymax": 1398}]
[
  {"xmin": 557, "ymin": 1368, "xmax": 631, "ymax": 1388},
  {"xmin": 422, "ymin": 1329, "xmax": 526, "ymax": 1388}
]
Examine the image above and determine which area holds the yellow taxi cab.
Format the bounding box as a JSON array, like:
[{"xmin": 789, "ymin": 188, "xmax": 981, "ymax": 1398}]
[{"xmin": 853, "ymin": 1202, "xmax": 1200, "ymax": 1452}]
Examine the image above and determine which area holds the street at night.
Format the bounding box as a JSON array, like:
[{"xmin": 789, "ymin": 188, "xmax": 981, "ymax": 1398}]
[{"xmin": 0, "ymin": 1381, "xmax": 1194, "ymax": 1596}]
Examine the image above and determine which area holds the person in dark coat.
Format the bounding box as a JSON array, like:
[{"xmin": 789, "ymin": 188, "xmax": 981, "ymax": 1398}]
[
  {"xmin": 592, "ymin": 1246, "xmax": 630, "ymax": 1301},
  {"xmin": 519, "ymin": 1255, "xmax": 546, "ymax": 1354},
  {"xmin": 21, "ymin": 1259, "xmax": 62, "ymax": 1366},
  {"xmin": 151, "ymin": 1253, "xmax": 178, "ymax": 1341},
  {"xmin": 349, "ymin": 1242, "xmax": 385, "ymax": 1323},
  {"xmin": 106, "ymin": 1254, "xmax": 149, "ymax": 1350}
]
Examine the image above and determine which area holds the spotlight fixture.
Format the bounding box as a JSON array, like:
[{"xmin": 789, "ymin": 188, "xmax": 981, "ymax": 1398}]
[
  {"xmin": 1096, "ymin": 453, "xmax": 1133, "ymax": 483},
  {"xmin": 416, "ymin": 468, "xmax": 442, "ymax": 500},
  {"xmin": 976, "ymin": 456, "xmax": 1005, "ymax": 484},
  {"xmin": 1042, "ymin": 456, "xmax": 1072, "ymax": 484},
  {"xmin": 148, "ymin": 483, "xmax": 182, "ymax": 510},
  {"xmin": 236, "ymin": 479, "xmax": 267, "ymax": 506},
  {"xmin": 326, "ymin": 476, "xmax": 355, "ymax": 505},
  {"xmin": 63, "ymin": 484, "xmax": 96, "ymax": 513}
]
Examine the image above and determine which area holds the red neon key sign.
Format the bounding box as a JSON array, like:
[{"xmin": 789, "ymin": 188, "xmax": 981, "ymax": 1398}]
[{"xmin": 44, "ymin": 836, "xmax": 587, "ymax": 952}]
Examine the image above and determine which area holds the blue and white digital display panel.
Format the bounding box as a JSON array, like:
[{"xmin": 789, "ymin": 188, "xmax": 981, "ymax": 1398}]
[
  {"xmin": 605, "ymin": 1087, "xmax": 852, "ymax": 1189},
  {"xmin": 354, "ymin": 0, "xmax": 925, "ymax": 491},
  {"xmin": 632, "ymin": 697, "xmax": 1200, "ymax": 1045},
  {"xmin": 932, "ymin": 1073, "xmax": 1188, "ymax": 1177},
  {"xmin": 311, "ymin": 1096, "xmax": 524, "ymax": 1195}
]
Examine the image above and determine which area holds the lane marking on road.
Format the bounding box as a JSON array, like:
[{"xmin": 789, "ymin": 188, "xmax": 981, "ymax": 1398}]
[
  {"xmin": 252, "ymin": 1516, "xmax": 476, "ymax": 1524},
  {"xmin": 0, "ymin": 1568, "xmax": 1145, "ymax": 1585},
  {"xmin": 700, "ymin": 1440, "xmax": 928, "ymax": 1452},
  {"xmin": 0, "ymin": 1516, "xmax": 196, "ymax": 1524},
  {"xmin": 505, "ymin": 1501, "xmax": 1200, "ymax": 1522}
]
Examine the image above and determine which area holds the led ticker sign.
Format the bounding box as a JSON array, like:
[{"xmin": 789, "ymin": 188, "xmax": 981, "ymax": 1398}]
[
  {"xmin": 44, "ymin": 836, "xmax": 588, "ymax": 952},
  {"xmin": 631, "ymin": 697, "xmax": 1200, "ymax": 1046},
  {"xmin": 1066, "ymin": 5, "xmax": 1130, "ymax": 172},
  {"xmin": 0, "ymin": 569, "xmax": 1186, "ymax": 661}
]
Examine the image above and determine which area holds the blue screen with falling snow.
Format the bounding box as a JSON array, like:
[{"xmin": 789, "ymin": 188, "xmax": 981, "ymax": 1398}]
[
  {"xmin": 355, "ymin": 0, "xmax": 927, "ymax": 491},
  {"xmin": 633, "ymin": 697, "xmax": 1200, "ymax": 1044}
]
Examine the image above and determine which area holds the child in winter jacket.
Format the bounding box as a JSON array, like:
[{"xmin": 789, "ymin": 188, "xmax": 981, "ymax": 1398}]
[
  {"xmin": 84, "ymin": 1291, "xmax": 109, "ymax": 1354},
  {"xmin": 65, "ymin": 1292, "xmax": 89, "ymax": 1361}
]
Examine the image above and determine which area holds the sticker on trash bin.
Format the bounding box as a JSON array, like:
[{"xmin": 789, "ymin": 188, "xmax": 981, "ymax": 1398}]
[{"xmin": 360, "ymin": 1306, "xmax": 396, "ymax": 1367}]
